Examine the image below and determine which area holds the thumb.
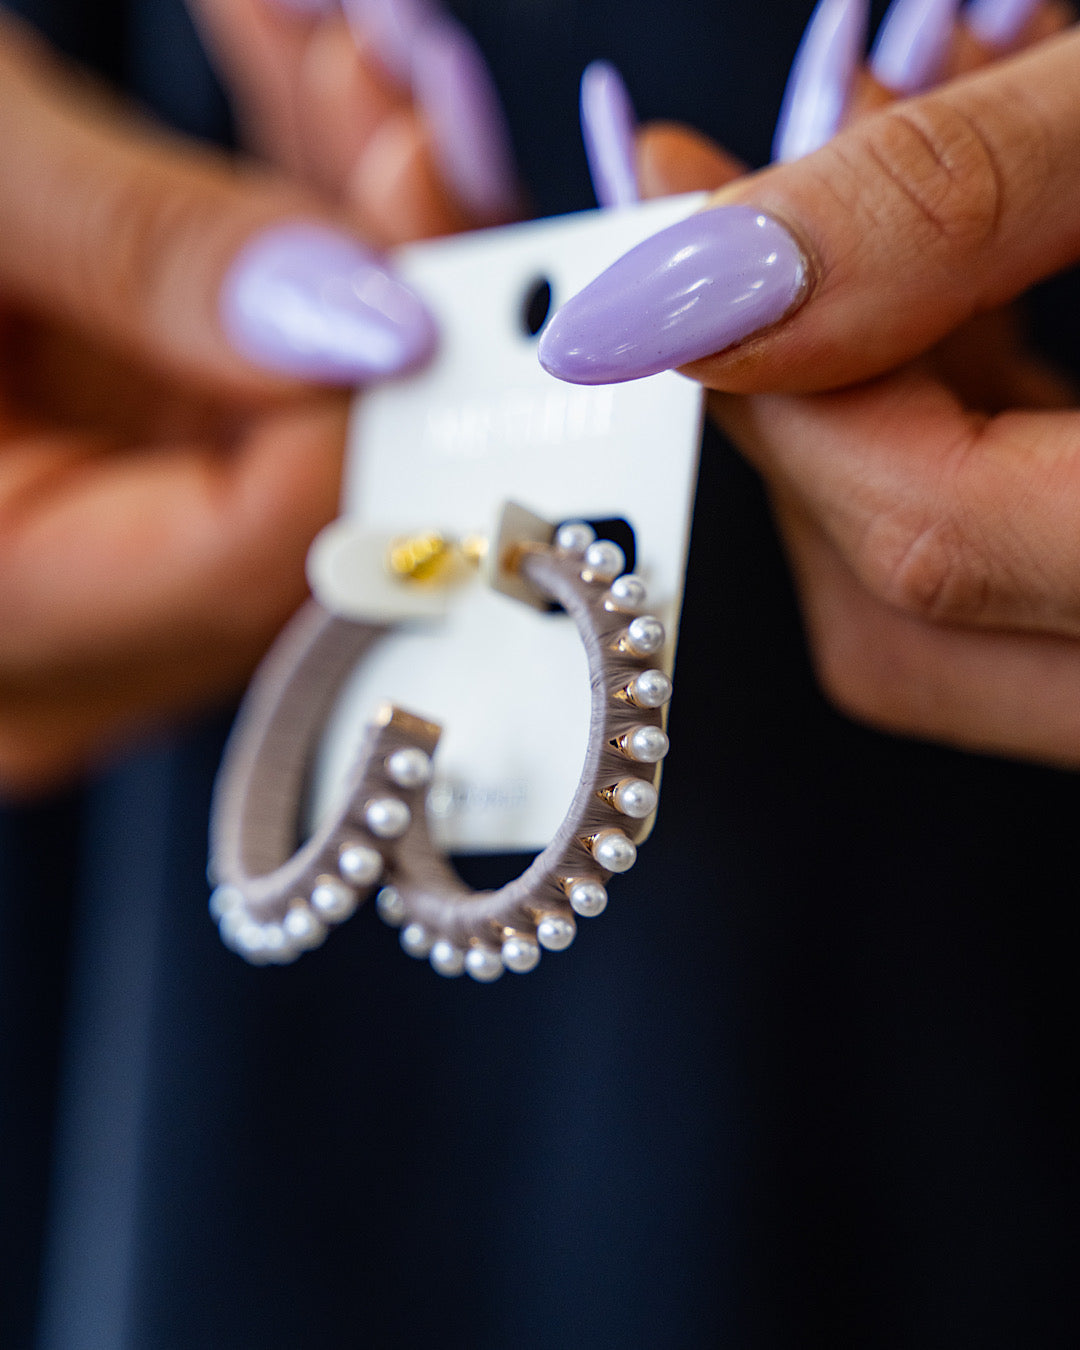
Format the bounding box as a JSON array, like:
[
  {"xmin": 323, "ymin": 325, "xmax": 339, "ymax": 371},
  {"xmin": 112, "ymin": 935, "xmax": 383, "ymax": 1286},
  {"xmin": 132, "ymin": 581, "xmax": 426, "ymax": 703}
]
[
  {"xmin": 0, "ymin": 18, "xmax": 435, "ymax": 398},
  {"xmin": 540, "ymin": 26, "xmax": 1080, "ymax": 393}
]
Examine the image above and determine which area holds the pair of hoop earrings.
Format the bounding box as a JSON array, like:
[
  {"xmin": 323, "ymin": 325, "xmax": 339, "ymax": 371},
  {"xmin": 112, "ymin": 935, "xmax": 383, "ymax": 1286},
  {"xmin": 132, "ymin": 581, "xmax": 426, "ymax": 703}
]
[{"xmin": 208, "ymin": 510, "xmax": 673, "ymax": 983}]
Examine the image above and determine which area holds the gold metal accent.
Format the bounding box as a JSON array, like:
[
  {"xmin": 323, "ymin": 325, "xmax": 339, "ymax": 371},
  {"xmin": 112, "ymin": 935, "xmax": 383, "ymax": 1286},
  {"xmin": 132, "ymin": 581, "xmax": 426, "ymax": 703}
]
[
  {"xmin": 387, "ymin": 531, "xmax": 451, "ymax": 583},
  {"xmin": 372, "ymin": 702, "xmax": 444, "ymax": 753}
]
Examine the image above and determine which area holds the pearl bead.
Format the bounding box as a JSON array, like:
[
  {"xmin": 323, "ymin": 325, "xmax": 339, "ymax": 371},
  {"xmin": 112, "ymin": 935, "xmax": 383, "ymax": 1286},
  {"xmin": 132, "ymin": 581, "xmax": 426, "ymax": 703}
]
[
  {"xmin": 400, "ymin": 923, "xmax": 433, "ymax": 958},
  {"xmin": 231, "ymin": 920, "xmax": 269, "ymax": 962},
  {"xmin": 536, "ymin": 914, "xmax": 576, "ymax": 951},
  {"xmin": 283, "ymin": 903, "xmax": 327, "ymax": 950},
  {"xmin": 375, "ymin": 885, "xmax": 406, "ymax": 926},
  {"xmin": 502, "ymin": 935, "xmax": 541, "ymax": 973},
  {"xmin": 608, "ymin": 573, "xmax": 647, "ymax": 608},
  {"xmin": 338, "ymin": 842, "xmax": 383, "ymax": 887},
  {"xmin": 385, "ymin": 746, "xmax": 433, "ymax": 789},
  {"xmin": 430, "ymin": 940, "xmax": 466, "ymax": 977},
  {"xmin": 625, "ymin": 725, "xmax": 669, "ymax": 763},
  {"xmin": 465, "ymin": 947, "xmax": 504, "ymax": 982},
  {"xmin": 364, "ymin": 796, "xmax": 411, "ymax": 839},
  {"xmin": 590, "ymin": 829, "xmax": 637, "ymax": 873},
  {"xmin": 612, "ymin": 778, "xmax": 658, "ymax": 819},
  {"xmin": 568, "ymin": 881, "xmax": 608, "ymax": 918},
  {"xmin": 209, "ymin": 884, "xmax": 243, "ymax": 921},
  {"xmin": 625, "ymin": 615, "xmax": 665, "ymax": 656},
  {"xmin": 260, "ymin": 923, "xmax": 297, "ymax": 965},
  {"xmin": 581, "ymin": 540, "xmax": 625, "ymax": 583},
  {"xmin": 217, "ymin": 906, "xmax": 251, "ymax": 946},
  {"xmin": 555, "ymin": 521, "xmax": 596, "ymax": 554},
  {"xmin": 626, "ymin": 669, "xmax": 672, "ymax": 708},
  {"xmin": 310, "ymin": 876, "xmax": 358, "ymax": 923}
]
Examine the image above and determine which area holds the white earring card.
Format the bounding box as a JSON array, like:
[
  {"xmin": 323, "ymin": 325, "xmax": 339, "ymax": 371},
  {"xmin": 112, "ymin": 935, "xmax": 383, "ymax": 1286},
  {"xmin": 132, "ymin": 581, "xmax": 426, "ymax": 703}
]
[{"xmin": 307, "ymin": 194, "xmax": 706, "ymax": 853}]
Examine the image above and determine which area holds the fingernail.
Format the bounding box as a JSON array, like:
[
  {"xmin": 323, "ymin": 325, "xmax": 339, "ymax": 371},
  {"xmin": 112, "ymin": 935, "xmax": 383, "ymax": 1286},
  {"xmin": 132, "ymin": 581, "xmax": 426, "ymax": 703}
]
[
  {"xmin": 538, "ymin": 205, "xmax": 807, "ymax": 385},
  {"xmin": 411, "ymin": 19, "xmax": 520, "ymax": 221},
  {"xmin": 221, "ymin": 224, "xmax": 437, "ymax": 382},
  {"xmin": 772, "ymin": 0, "xmax": 869, "ymax": 163},
  {"xmin": 342, "ymin": 0, "xmax": 437, "ymax": 84},
  {"xmin": 580, "ymin": 60, "xmax": 640, "ymax": 208},
  {"xmin": 870, "ymin": 0, "xmax": 961, "ymax": 94},
  {"xmin": 963, "ymin": 0, "xmax": 1040, "ymax": 47}
]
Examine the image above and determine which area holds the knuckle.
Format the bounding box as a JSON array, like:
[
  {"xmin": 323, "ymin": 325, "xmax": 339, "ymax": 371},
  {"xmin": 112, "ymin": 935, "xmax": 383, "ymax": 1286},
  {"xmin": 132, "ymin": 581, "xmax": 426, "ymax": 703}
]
[
  {"xmin": 852, "ymin": 98, "xmax": 1008, "ymax": 257},
  {"xmin": 857, "ymin": 508, "xmax": 992, "ymax": 623}
]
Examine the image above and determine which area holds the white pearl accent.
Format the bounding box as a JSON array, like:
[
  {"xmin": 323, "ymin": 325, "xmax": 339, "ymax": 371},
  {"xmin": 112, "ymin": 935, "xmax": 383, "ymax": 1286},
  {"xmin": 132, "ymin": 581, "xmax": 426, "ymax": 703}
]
[
  {"xmin": 283, "ymin": 903, "xmax": 327, "ymax": 950},
  {"xmin": 626, "ymin": 669, "xmax": 672, "ymax": 708},
  {"xmin": 375, "ymin": 886, "xmax": 406, "ymax": 926},
  {"xmin": 581, "ymin": 540, "xmax": 625, "ymax": 582},
  {"xmin": 590, "ymin": 829, "xmax": 637, "ymax": 873},
  {"xmin": 625, "ymin": 725, "xmax": 669, "ymax": 763},
  {"xmin": 536, "ymin": 914, "xmax": 576, "ymax": 951},
  {"xmin": 608, "ymin": 573, "xmax": 647, "ymax": 608},
  {"xmin": 209, "ymin": 884, "xmax": 243, "ymax": 921},
  {"xmin": 465, "ymin": 947, "xmax": 505, "ymax": 982},
  {"xmin": 224, "ymin": 916, "xmax": 263, "ymax": 956},
  {"xmin": 502, "ymin": 935, "xmax": 541, "ymax": 973},
  {"xmin": 310, "ymin": 876, "xmax": 358, "ymax": 923},
  {"xmin": 401, "ymin": 923, "xmax": 433, "ymax": 958},
  {"xmin": 385, "ymin": 746, "xmax": 433, "ymax": 789},
  {"xmin": 625, "ymin": 615, "xmax": 665, "ymax": 656},
  {"xmin": 611, "ymin": 778, "xmax": 658, "ymax": 819},
  {"xmin": 555, "ymin": 521, "xmax": 596, "ymax": 554},
  {"xmin": 338, "ymin": 842, "xmax": 383, "ymax": 887},
  {"xmin": 364, "ymin": 796, "xmax": 411, "ymax": 839},
  {"xmin": 217, "ymin": 907, "xmax": 251, "ymax": 947},
  {"xmin": 430, "ymin": 940, "xmax": 466, "ymax": 977},
  {"xmin": 568, "ymin": 881, "xmax": 608, "ymax": 918},
  {"xmin": 260, "ymin": 923, "xmax": 297, "ymax": 965}
]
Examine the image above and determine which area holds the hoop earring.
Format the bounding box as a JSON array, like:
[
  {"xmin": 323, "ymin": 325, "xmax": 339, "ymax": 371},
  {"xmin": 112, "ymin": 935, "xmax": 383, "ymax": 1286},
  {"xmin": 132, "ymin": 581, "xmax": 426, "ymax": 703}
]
[{"xmin": 208, "ymin": 511, "xmax": 673, "ymax": 982}]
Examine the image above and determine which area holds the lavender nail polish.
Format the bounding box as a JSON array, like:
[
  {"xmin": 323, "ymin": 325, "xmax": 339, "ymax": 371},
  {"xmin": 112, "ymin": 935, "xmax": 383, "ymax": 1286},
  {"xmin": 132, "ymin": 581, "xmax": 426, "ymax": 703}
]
[
  {"xmin": 870, "ymin": 0, "xmax": 961, "ymax": 93},
  {"xmin": 773, "ymin": 0, "xmax": 869, "ymax": 163},
  {"xmin": 580, "ymin": 60, "xmax": 640, "ymax": 209},
  {"xmin": 964, "ymin": 0, "xmax": 1040, "ymax": 47},
  {"xmin": 342, "ymin": 0, "xmax": 437, "ymax": 85},
  {"xmin": 538, "ymin": 205, "xmax": 807, "ymax": 385},
  {"xmin": 220, "ymin": 224, "xmax": 437, "ymax": 383},
  {"xmin": 411, "ymin": 19, "xmax": 520, "ymax": 221}
]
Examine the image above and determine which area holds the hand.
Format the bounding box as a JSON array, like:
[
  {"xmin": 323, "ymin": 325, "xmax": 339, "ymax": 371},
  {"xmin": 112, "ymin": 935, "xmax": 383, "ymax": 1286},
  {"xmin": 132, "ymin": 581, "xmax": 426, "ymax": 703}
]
[
  {"xmin": 0, "ymin": 14, "xmax": 440, "ymax": 794},
  {"xmin": 541, "ymin": 9, "xmax": 1080, "ymax": 767}
]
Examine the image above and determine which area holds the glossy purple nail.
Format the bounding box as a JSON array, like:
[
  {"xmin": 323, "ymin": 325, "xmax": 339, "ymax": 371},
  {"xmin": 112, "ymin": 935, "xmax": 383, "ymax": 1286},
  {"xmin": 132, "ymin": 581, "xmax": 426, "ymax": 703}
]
[
  {"xmin": 870, "ymin": 0, "xmax": 961, "ymax": 93},
  {"xmin": 411, "ymin": 19, "xmax": 520, "ymax": 221},
  {"xmin": 772, "ymin": 0, "xmax": 869, "ymax": 162},
  {"xmin": 964, "ymin": 0, "xmax": 1040, "ymax": 47},
  {"xmin": 538, "ymin": 205, "xmax": 807, "ymax": 385},
  {"xmin": 342, "ymin": 0, "xmax": 437, "ymax": 85},
  {"xmin": 220, "ymin": 224, "xmax": 437, "ymax": 383},
  {"xmin": 580, "ymin": 60, "xmax": 640, "ymax": 208}
]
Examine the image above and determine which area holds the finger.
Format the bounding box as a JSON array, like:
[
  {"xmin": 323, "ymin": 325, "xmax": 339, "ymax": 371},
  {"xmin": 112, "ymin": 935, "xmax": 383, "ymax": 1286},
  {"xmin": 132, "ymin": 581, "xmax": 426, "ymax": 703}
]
[
  {"xmin": 0, "ymin": 19, "xmax": 435, "ymax": 397},
  {"xmin": 346, "ymin": 109, "xmax": 471, "ymax": 245},
  {"xmin": 540, "ymin": 27, "xmax": 1080, "ymax": 393},
  {"xmin": 0, "ymin": 399, "xmax": 346, "ymax": 672},
  {"xmin": 773, "ymin": 495, "xmax": 1080, "ymax": 767},
  {"xmin": 711, "ymin": 369, "xmax": 1080, "ymax": 637},
  {"xmin": 636, "ymin": 122, "xmax": 747, "ymax": 198}
]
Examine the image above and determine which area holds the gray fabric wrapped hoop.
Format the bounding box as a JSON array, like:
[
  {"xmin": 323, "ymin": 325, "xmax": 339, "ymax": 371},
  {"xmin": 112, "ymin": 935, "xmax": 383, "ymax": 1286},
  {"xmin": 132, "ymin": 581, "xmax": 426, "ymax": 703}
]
[{"xmin": 208, "ymin": 518, "xmax": 674, "ymax": 982}]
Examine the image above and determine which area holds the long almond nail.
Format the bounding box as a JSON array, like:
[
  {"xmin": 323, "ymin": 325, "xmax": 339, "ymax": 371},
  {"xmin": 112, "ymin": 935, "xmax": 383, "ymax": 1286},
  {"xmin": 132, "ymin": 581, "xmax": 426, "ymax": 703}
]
[
  {"xmin": 538, "ymin": 205, "xmax": 807, "ymax": 385},
  {"xmin": 773, "ymin": 0, "xmax": 869, "ymax": 162},
  {"xmin": 870, "ymin": 0, "xmax": 961, "ymax": 94},
  {"xmin": 580, "ymin": 60, "xmax": 640, "ymax": 208},
  {"xmin": 220, "ymin": 223, "xmax": 436, "ymax": 383},
  {"xmin": 964, "ymin": 0, "xmax": 1040, "ymax": 47}
]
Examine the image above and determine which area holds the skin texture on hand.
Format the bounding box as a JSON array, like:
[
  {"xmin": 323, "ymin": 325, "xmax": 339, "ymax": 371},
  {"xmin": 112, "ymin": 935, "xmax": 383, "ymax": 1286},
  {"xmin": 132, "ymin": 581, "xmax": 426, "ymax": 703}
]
[
  {"xmin": 0, "ymin": 7, "xmax": 464, "ymax": 795},
  {"xmin": 626, "ymin": 16, "xmax": 1080, "ymax": 768}
]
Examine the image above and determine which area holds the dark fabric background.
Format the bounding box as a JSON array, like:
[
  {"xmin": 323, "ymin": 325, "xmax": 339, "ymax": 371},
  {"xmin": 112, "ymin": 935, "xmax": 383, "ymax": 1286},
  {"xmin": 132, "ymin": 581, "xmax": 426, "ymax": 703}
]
[{"xmin": 2, "ymin": 2, "xmax": 1078, "ymax": 1346}]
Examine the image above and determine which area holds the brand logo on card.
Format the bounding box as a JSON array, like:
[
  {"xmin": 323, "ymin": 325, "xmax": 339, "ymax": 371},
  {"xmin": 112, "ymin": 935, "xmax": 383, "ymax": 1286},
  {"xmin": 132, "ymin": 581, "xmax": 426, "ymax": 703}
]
[
  {"xmin": 422, "ymin": 386, "xmax": 615, "ymax": 458},
  {"xmin": 428, "ymin": 778, "xmax": 529, "ymax": 818}
]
